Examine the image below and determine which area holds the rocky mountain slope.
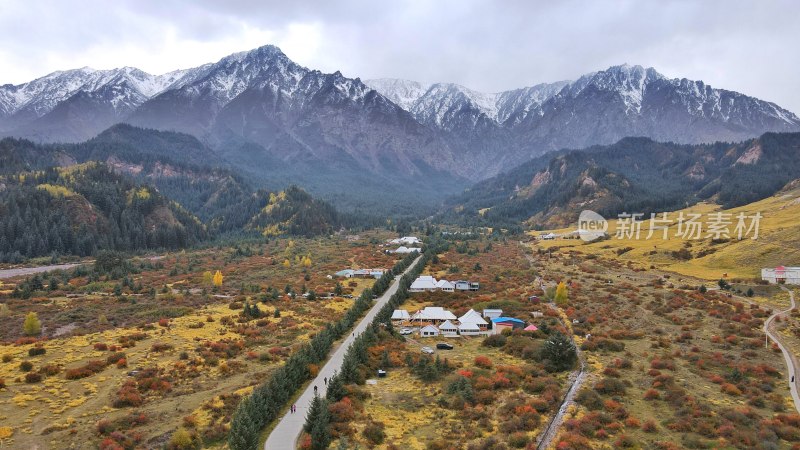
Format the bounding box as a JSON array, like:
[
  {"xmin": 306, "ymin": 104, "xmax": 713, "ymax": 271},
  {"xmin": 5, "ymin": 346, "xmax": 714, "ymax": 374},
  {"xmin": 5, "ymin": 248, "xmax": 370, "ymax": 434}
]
[
  {"xmin": 2, "ymin": 45, "xmax": 798, "ymax": 195},
  {"xmin": 368, "ymin": 65, "xmax": 800, "ymax": 177},
  {"xmin": 443, "ymin": 131, "xmax": 800, "ymax": 228}
]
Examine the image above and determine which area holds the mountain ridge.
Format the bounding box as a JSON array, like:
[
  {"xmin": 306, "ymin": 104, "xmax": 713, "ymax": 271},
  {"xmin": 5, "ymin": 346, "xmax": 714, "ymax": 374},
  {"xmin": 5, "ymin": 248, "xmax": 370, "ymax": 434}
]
[{"xmin": 1, "ymin": 45, "xmax": 798, "ymax": 188}]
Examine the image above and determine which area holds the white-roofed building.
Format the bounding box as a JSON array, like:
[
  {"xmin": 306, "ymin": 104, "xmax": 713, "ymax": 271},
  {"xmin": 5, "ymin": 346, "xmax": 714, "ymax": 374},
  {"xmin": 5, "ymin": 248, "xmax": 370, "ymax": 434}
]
[
  {"xmin": 391, "ymin": 246, "xmax": 421, "ymax": 254},
  {"xmin": 439, "ymin": 320, "xmax": 459, "ymax": 336},
  {"xmin": 410, "ymin": 275, "xmax": 439, "ymax": 292},
  {"xmin": 389, "ymin": 236, "xmax": 422, "ymax": 245},
  {"xmin": 411, "ymin": 306, "xmax": 457, "ymax": 324},
  {"xmin": 762, "ymin": 266, "xmax": 800, "ymax": 284},
  {"xmin": 391, "ymin": 309, "xmax": 411, "ymax": 322},
  {"xmin": 419, "ymin": 324, "xmax": 440, "ymax": 337},
  {"xmin": 458, "ymin": 321, "xmax": 482, "ymax": 336},
  {"xmin": 458, "ymin": 309, "xmax": 488, "ymax": 331},
  {"xmin": 483, "ymin": 309, "xmax": 503, "ymax": 320},
  {"xmin": 436, "ymin": 279, "xmax": 455, "ymax": 292}
]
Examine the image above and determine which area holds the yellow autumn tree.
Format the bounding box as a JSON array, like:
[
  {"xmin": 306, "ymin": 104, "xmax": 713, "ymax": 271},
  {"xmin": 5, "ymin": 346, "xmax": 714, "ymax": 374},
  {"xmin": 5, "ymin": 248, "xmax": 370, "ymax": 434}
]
[
  {"xmin": 202, "ymin": 271, "xmax": 213, "ymax": 286},
  {"xmin": 212, "ymin": 271, "xmax": 224, "ymax": 287},
  {"xmin": 283, "ymin": 259, "xmax": 291, "ymax": 268},
  {"xmin": 554, "ymin": 281, "xmax": 569, "ymax": 307},
  {"xmin": 23, "ymin": 312, "xmax": 41, "ymax": 336},
  {"xmin": 302, "ymin": 256, "xmax": 312, "ymax": 267},
  {"xmin": 0, "ymin": 426, "xmax": 13, "ymax": 441}
]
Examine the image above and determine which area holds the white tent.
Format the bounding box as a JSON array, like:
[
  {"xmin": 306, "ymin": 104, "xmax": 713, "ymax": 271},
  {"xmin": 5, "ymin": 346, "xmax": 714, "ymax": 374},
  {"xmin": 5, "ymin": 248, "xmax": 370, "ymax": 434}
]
[{"xmin": 439, "ymin": 320, "xmax": 458, "ymax": 336}]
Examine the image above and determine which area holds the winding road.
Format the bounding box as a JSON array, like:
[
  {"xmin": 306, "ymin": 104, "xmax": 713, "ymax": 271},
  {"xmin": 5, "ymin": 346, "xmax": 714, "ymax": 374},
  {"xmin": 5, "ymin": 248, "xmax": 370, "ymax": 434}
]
[
  {"xmin": 765, "ymin": 287, "xmax": 800, "ymax": 413},
  {"xmin": 264, "ymin": 255, "xmax": 422, "ymax": 450}
]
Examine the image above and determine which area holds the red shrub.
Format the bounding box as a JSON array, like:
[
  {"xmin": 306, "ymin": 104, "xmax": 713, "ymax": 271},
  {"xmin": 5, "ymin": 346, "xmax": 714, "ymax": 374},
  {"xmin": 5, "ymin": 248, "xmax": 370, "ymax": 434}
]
[
  {"xmin": 474, "ymin": 356, "xmax": 492, "ymax": 369},
  {"xmin": 643, "ymin": 389, "xmax": 660, "ymax": 400}
]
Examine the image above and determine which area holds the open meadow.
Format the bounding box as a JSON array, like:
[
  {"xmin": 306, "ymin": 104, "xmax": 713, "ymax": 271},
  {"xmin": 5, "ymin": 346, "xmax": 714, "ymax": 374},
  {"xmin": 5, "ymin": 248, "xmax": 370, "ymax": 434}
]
[
  {"xmin": 526, "ymin": 240, "xmax": 800, "ymax": 449},
  {"xmin": 532, "ymin": 181, "xmax": 800, "ymax": 281},
  {"xmin": 0, "ymin": 232, "xmax": 401, "ymax": 449}
]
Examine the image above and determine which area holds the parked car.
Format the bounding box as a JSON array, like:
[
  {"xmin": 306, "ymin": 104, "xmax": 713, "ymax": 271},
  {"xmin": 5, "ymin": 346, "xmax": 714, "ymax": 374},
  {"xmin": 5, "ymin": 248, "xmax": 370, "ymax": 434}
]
[
  {"xmin": 400, "ymin": 328, "xmax": 412, "ymax": 335},
  {"xmin": 436, "ymin": 343, "xmax": 454, "ymax": 350},
  {"xmin": 421, "ymin": 346, "xmax": 434, "ymax": 354}
]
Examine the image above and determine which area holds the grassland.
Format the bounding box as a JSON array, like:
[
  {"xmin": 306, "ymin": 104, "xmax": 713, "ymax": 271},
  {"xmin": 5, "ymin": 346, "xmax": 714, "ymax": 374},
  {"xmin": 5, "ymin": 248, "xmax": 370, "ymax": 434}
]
[
  {"xmin": 532, "ymin": 183, "xmax": 800, "ymax": 281},
  {"xmin": 529, "ymin": 241, "xmax": 800, "ymax": 449},
  {"xmin": 333, "ymin": 238, "xmax": 573, "ymax": 449},
  {"xmin": 0, "ymin": 232, "xmax": 401, "ymax": 448}
]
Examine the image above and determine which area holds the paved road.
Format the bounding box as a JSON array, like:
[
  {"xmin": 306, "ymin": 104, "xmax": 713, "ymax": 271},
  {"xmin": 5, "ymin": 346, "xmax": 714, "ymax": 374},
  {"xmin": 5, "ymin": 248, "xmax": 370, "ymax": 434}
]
[
  {"xmin": 765, "ymin": 287, "xmax": 800, "ymax": 413},
  {"xmin": 0, "ymin": 262, "xmax": 86, "ymax": 280},
  {"xmin": 264, "ymin": 255, "xmax": 422, "ymax": 450}
]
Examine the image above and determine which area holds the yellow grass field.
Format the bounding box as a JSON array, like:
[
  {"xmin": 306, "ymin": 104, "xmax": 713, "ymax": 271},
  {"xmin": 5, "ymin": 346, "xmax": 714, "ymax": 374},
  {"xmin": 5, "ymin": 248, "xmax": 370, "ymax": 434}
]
[{"xmin": 531, "ymin": 184, "xmax": 800, "ymax": 280}]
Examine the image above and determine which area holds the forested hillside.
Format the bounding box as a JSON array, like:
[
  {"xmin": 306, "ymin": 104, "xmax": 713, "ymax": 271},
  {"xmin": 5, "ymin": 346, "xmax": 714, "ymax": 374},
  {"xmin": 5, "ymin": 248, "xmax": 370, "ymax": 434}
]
[
  {"xmin": 444, "ymin": 132, "xmax": 800, "ymax": 227},
  {"xmin": 245, "ymin": 186, "xmax": 341, "ymax": 237},
  {"xmin": 0, "ymin": 163, "xmax": 206, "ymax": 261},
  {"xmin": 0, "ymin": 127, "xmax": 361, "ymax": 260}
]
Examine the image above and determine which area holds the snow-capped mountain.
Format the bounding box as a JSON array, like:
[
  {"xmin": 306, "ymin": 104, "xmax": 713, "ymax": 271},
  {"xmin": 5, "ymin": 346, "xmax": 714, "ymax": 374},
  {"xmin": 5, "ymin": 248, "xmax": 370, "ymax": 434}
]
[
  {"xmin": 0, "ymin": 65, "xmax": 209, "ymax": 141},
  {"xmin": 2, "ymin": 46, "xmax": 798, "ymax": 182},
  {"xmin": 367, "ymin": 64, "xmax": 800, "ymax": 174},
  {"xmin": 126, "ymin": 45, "xmax": 453, "ymax": 177}
]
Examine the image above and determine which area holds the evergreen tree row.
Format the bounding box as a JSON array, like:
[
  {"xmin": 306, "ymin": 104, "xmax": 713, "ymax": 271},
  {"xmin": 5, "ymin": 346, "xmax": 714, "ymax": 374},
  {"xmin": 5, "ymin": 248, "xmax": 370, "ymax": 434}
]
[{"xmin": 227, "ymin": 251, "xmax": 421, "ymax": 450}]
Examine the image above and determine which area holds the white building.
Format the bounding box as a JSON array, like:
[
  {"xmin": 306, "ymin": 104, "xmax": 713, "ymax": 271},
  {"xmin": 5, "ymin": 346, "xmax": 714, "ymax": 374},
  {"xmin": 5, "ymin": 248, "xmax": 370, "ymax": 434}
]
[
  {"xmin": 762, "ymin": 266, "xmax": 800, "ymax": 285},
  {"xmin": 458, "ymin": 322, "xmax": 482, "ymax": 336},
  {"xmin": 391, "ymin": 246, "xmax": 421, "ymax": 254},
  {"xmin": 458, "ymin": 309, "xmax": 489, "ymax": 331},
  {"xmin": 482, "ymin": 309, "xmax": 503, "ymax": 320},
  {"xmin": 436, "ymin": 279, "xmax": 455, "ymax": 292},
  {"xmin": 439, "ymin": 320, "xmax": 459, "ymax": 337},
  {"xmin": 391, "ymin": 309, "xmax": 411, "ymax": 321},
  {"xmin": 411, "ymin": 306, "xmax": 458, "ymax": 324},
  {"xmin": 419, "ymin": 324, "xmax": 440, "ymax": 337},
  {"xmin": 389, "ymin": 236, "xmax": 422, "ymax": 245},
  {"xmin": 410, "ymin": 276, "xmax": 439, "ymax": 292}
]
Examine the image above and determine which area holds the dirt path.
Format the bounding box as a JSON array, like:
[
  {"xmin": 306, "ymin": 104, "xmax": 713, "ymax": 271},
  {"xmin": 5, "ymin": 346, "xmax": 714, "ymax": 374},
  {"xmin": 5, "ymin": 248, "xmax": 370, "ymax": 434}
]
[
  {"xmin": 765, "ymin": 287, "xmax": 800, "ymax": 413},
  {"xmin": 535, "ymin": 303, "xmax": 586, "ymax": 450},
  {"xmin": 0, "ymin": 262, "xmax": 87, "ymax": 279},
  {"xmin": 536, "ymin": 364, "xmax": 585, "ymax": 449},
  {"xmin": 520, "ymin": 242, "xmax": 587, "ymax": 450}
]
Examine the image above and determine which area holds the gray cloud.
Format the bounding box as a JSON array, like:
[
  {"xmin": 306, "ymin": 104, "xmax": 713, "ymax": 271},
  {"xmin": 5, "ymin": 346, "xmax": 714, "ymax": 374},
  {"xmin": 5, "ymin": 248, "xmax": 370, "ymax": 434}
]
[{"xmin": 1, "ymin": 0, "xmax": 798, "ymax": 113}]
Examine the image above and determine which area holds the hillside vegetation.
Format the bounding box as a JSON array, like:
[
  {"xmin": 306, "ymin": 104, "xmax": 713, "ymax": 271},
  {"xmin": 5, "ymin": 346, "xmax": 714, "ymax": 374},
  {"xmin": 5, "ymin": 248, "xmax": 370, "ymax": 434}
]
[
  {"xmin": 0, "ymin": 163, "xmax": 206, "ymax": 261},
  {"xmin": 533, "ymin": 179, "xmax": 800, "ymax": 280},
  {"xmin": 446, "ymin": 132, "xmax": 800, "ymax": 228}
]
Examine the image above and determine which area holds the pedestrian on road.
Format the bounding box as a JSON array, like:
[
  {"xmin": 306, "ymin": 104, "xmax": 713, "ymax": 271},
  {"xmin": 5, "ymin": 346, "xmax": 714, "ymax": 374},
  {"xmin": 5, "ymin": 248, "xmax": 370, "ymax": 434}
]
[
  {"xmin": 324, "ymin": 377, "xmax": 327, "ymax": 385},
  {"xmin": 793, "ymin": 375, "xmax": 795, "ymax": 383},
  {"xmin": 314, "ymin": 385, "xmax": 318, "ymax": 394}
]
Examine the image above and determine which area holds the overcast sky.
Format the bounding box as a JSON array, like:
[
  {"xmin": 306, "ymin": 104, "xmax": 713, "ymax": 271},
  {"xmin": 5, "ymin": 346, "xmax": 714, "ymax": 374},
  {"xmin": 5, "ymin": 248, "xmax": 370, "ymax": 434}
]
[{"xmin": 2, "ymin": 0, "xmax": 798, "ymax": 113}]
